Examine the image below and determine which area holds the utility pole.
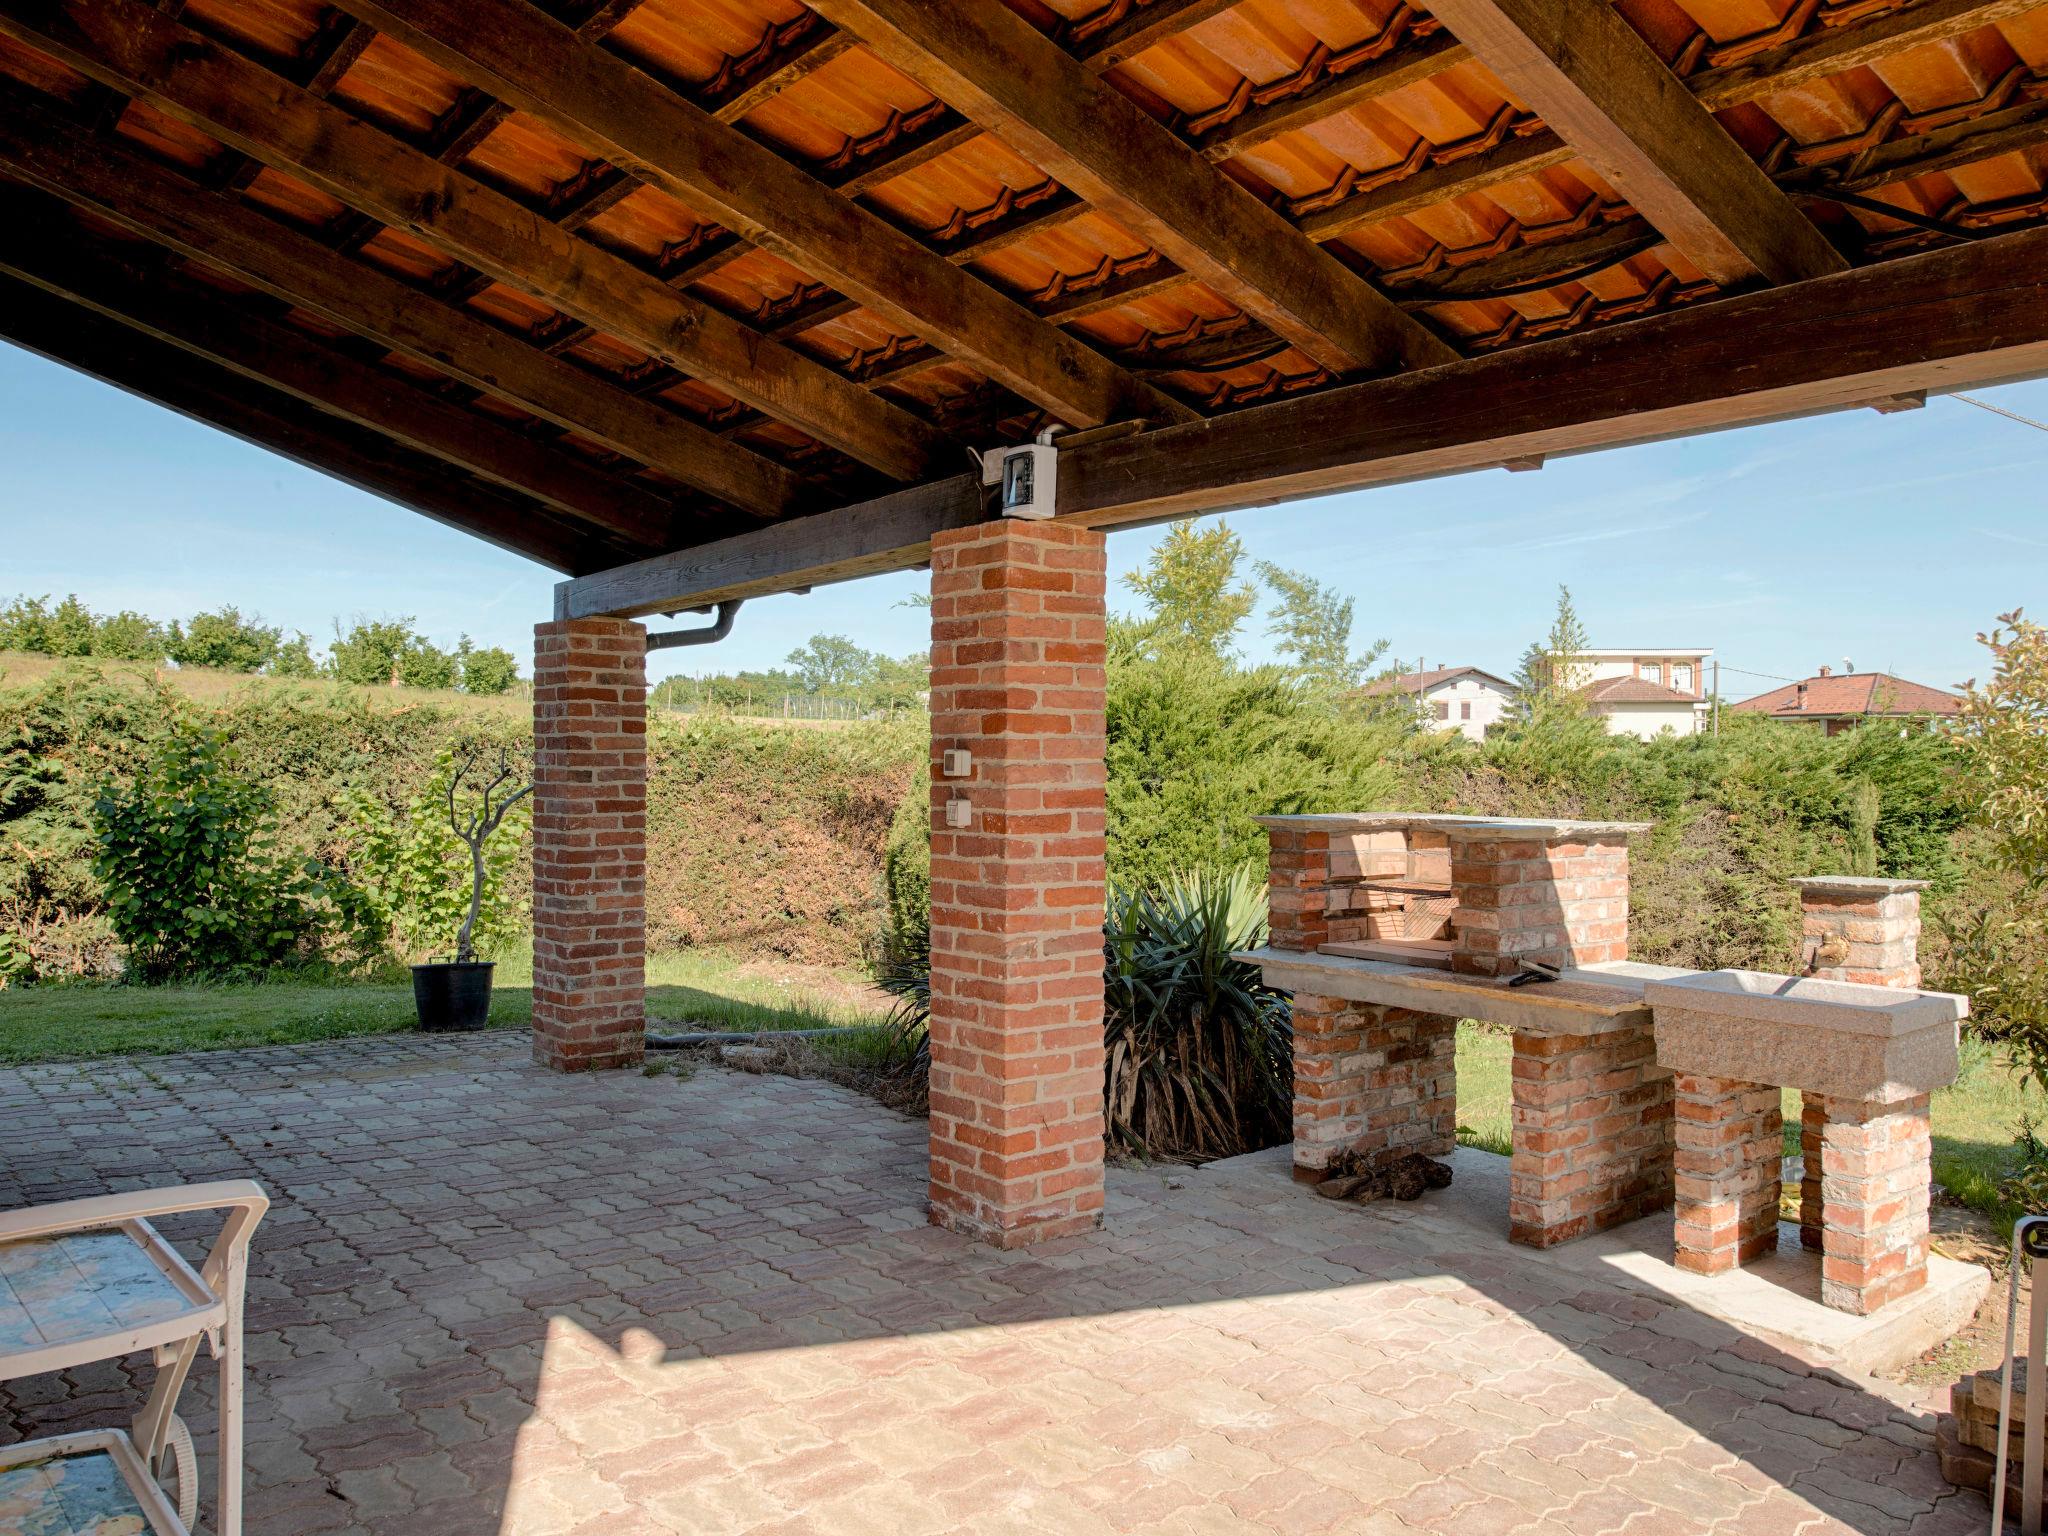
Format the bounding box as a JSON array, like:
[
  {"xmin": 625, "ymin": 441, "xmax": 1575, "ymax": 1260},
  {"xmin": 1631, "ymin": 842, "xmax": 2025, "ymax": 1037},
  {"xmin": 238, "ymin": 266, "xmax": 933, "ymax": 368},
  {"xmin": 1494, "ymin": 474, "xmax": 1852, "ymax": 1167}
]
[{"xmin": 1712, "ymin": 660, "xmax": 1721, "ymax": 737}]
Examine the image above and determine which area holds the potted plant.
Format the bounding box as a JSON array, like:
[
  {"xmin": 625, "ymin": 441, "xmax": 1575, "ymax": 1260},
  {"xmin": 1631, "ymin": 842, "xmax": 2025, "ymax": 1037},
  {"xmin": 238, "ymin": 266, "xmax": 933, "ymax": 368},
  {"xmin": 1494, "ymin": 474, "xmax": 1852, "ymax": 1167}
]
[{"xmin": 412, "ymin": 748, "xmax": 530, "ymax": 1031}]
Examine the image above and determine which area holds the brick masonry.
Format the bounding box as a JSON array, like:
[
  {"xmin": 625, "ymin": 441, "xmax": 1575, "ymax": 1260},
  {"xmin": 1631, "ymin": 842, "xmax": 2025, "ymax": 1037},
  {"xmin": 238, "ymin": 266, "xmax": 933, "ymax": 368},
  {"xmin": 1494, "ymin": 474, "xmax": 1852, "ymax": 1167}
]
[
  {"xmin": 1811, "ymin": 1091, "xmax": 1933, "ymax": 1315},
  {"xmin": 925, "ymin": 519, "xmax": 1107, "ymax": 1248},
  {"xmin": 1509, "ymin": 1027, "xmax": 1674, "ymax": 1248},
  {"xmin": 1450, "ymin": 835, "xmax": 1631, "ymax": 978},
  {"xmin": 1796, "ymin": 878, "xmax": 1929, "ymax": 1295},
  {"xmin": 1265, "ymin": 824, "xmax": 1331, "ymax": 953},
  {"xmin": 1672, "ymin": 1073, "xmax": 1783, "ymax": 1274},
  {"xmin": 1291, "ymin": 995, "xmax": 1456, "ymax": 1180},
  {"xmin": 531, "ymin": 618, "xmax": 646, "ymax": 1073}
]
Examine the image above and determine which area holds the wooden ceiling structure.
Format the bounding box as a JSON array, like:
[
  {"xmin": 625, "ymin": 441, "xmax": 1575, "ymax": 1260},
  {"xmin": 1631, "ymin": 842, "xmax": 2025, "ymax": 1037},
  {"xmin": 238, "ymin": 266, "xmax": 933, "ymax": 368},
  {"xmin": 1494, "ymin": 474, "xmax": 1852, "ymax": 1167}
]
[{"xmin": 0, "ymin": 0, "xmax": 2044, "ymax": 611}]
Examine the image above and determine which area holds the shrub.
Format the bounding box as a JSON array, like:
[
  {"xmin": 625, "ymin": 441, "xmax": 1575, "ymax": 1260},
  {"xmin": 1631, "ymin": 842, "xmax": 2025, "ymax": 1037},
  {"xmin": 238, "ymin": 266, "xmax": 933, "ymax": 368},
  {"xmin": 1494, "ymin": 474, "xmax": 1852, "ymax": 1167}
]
[{"xmin": 90, "ymin": 724, "xmax": 343, "ymax": 979}]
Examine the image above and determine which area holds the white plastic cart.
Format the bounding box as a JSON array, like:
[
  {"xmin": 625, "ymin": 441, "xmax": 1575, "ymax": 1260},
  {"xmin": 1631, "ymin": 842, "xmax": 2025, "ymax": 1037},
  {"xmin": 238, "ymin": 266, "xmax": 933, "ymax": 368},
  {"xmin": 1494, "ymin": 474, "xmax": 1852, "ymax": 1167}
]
[{"xmin": 0, "ymin": 1181, "xmax": 267, "ymax": 1536}]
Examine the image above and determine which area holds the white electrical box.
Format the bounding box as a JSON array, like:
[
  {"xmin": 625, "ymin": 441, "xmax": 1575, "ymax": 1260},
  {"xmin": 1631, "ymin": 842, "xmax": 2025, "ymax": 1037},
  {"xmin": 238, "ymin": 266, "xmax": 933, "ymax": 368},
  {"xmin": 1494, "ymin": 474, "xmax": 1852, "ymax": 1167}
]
[
  {"xmin": 941, "ymin": 748, "xmax": 973, "ymax": 778},
  {"xmin": 979, "ymin": 441, "xmax": 1057, "ymax": 520},
  {"xmin": 944, "ymin": 797, "xmax": 972, "ymax": 829}
]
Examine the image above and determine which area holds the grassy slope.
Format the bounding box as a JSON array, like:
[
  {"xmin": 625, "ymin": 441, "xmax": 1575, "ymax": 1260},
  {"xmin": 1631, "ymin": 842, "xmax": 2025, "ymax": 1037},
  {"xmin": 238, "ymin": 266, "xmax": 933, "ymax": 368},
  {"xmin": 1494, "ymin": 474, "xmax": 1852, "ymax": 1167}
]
[
  {"xmin": 1455, "ymin": 1022, "xmax": 2039, "ymax": 1232},
  {"xmin": 0, "ymin": 948, "xmax": 891, "ymax": 1065}
]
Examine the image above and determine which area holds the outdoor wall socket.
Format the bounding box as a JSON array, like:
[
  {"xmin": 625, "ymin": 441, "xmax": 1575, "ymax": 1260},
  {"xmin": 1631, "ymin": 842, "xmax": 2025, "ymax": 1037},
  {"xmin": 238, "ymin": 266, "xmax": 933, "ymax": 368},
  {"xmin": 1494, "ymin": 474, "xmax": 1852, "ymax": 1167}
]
[
  {"xmin": 941, "ymin": 748, "xmax": 973, "ymax": 778},
  {"xmin": 944, "ymin": 797, "xmax": 972, "ymax": 829},
  {"xmin": 979, "ymin": 440, "xmax": 1057, "ymax": 520}
]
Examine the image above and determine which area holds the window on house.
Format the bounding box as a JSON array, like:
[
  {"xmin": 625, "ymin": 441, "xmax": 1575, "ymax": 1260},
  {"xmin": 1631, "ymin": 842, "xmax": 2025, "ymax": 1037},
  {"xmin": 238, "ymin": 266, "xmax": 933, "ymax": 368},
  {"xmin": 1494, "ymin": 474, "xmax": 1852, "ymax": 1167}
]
[
  {"xmin": 1639, "ymin": 663, "xmax": 1662, "ymax": 684},
  {"xmin": 1460, "ymin": 701, "xmax": 1472, "ymax": 720},
  {"xmin": 1673, "ymin": 664, "xmax": 1694, "ymax": 693},
  {"xmin": 1433, "ymin": 700, "xmax": 1450, "ymax": 721}
]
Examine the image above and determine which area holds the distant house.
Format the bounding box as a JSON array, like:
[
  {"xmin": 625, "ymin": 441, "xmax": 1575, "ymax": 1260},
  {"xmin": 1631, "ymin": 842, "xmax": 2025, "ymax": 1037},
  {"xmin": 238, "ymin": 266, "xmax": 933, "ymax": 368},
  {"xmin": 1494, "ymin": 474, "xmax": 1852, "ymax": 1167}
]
[
  {"xmin": 1729, "ymin": 666, "xmax": 1962, "ymax": 735},
  {"xmin": 1362, "ymin": 665, "xmax": 1515, "ymax": 742},
  {"xmin": 1563, "ymin": 648, "xmax": 1714, "ymax": 739}
]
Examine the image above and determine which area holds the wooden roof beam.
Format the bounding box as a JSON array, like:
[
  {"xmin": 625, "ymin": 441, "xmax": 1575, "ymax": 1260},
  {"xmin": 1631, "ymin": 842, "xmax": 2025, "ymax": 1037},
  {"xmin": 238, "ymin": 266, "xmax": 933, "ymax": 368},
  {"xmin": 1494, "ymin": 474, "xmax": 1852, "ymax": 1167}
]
[
  {"xmin": 560, "ymin": 224, "xmax": 2048, "ymax": 612},
  {"xmin": 0, "ymin": 271, "xmax": 607, "ymax": 572},
  {"xmin": 330, "ymin": 0, "xmax": 1187, "ymax": 430},
  {"xmin": 810, "ymin": 0, "xmax": 1456, "ymax": 375},
  {"xmin": 1067, "ymin": 0, "xmax": 1243, "ymax": 74},
  {"xmin": 1425, "ymin": 0, "xmax": 1847, "ymax": 285},
  {"xmin": 0, "ymin": 190, "xmax": 685, "ymax": 551},
  {"xmin": 0, "ymin": 79, "xmax": 812, "ymax": 521},
  {"xmin": 0, "ymin": 0, "xmax": 948, "ymax": 480}
]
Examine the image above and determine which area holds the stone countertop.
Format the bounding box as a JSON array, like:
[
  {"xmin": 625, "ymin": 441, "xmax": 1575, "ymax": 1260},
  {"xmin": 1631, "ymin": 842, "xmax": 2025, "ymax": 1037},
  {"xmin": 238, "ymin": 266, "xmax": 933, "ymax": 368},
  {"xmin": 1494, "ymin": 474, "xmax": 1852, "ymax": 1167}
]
[
  {"xmin": 1237, "ymin": 946, "xmax": 1670, "ymax": 1035},
  {"xmin": 1253, "ymin": 812, "xmax": 1652, "ymax": 838}
]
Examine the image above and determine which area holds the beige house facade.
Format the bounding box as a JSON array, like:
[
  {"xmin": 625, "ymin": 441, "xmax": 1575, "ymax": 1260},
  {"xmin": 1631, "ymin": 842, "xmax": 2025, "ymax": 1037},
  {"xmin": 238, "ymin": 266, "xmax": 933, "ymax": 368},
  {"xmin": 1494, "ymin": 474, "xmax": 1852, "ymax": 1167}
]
[{"xmin": 1563, "ymin": 648, "xmax": 1715, "ymax": 739}]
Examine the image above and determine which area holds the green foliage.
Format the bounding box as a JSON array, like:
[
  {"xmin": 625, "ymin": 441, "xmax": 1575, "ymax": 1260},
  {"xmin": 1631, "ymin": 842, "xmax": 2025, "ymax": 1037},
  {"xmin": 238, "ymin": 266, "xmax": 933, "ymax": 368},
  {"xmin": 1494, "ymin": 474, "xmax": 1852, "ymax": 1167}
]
[
  {"xmin": 1, "ymin": 594, "xmax": 167, "ymax": 663},
  {"xmin": 92, "ymin": 611, "xmax": 170, "ymax": 662},
  {"xmin": 879, "ymin": 761, "xmax": 930, "ymax": 971},
  {"xmin": 395, "ymin": 636, "xmax": 457, "ymax": 691},
  {"xmin": 89, "ymin": 724, "xmax": 342, "ymax": 979},
  {"xmin": 269, "ymin": 633, "xmax": 319, "ymax": 678},
  {"xmin": 168, "ymin": 606, "xmax": 283, "ymax": 673},
  {"xmin": 1102, "ymin": 865, "xmax": 1290, "ymax": 1159},
  {"xmin": 1123, "ymin": 521, "xmax": 1257, "ymax": 658},
  {"xmin": 327, "ymin": 617, "xmax": 414, "ymax": 686},
  {"xmin": 1511, "ymin": 584, "xmax": 1592, "ymax": 722},
  {"xmin": 1255, "ymin": 561, "xmax": 1385, "ymax": 690},
  {"xmin": 785, "ymin": 633, "xmax": 875, "ymax": 694},
  {"xmin": 340, "ymin": 750, "xmax": 529, "ymax": 962},
  {"xmin": 456, "ymin": 637, "xmax": 519, "ymax": 695}
]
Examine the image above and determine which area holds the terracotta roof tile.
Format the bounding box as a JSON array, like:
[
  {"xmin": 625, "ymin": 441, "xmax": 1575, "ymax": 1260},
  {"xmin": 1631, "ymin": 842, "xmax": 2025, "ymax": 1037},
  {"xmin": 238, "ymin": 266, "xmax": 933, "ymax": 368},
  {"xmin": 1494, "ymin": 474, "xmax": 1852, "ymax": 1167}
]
[
  {"xmin": 1579, "ymin": 676, "xmax": 1699, "ymax": 705},
  {"xmin": 1730, "ymin": 672, "xmax": 1961, "ymax": 719},
  {"xmin": 1361, "ymin": 665, "xmax": 1515, "ymax": 697}
]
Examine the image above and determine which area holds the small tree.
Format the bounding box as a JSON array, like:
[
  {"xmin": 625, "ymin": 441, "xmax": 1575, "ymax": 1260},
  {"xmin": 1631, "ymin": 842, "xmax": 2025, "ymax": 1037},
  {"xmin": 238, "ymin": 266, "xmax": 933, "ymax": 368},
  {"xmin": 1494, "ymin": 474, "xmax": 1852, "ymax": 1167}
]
[
  {"xmin": 1511, "ymin": 584, "xmax": 1592, "ymax": 721},
  {"xmin": 328, "ymin": 617, "xmax": 416, "ymax": 686},
  {"xmin": 396, "ymin": 637, "xmax": 457, "ymax": 691},
  {"xmin": 1256, "ymin": 561, "xmax": 1385, "ymax": 690},
  {"xmin": 168, "ymin": 606, "xmax": 282, "ymax": 673},
  {"xmin": 786, "ymin": 634, "xmax": 877, "ymax": 696},
  {"xmin": 91, "ymin": 610, "xmax": 170, "ymax": 663},
  {"xmin": 456, "ymin": 638, "xmax": 519, "ymax": 696},
  {"xmin": 1124, "ymin": 521, "xmax": 1256, "ymax": 658}
]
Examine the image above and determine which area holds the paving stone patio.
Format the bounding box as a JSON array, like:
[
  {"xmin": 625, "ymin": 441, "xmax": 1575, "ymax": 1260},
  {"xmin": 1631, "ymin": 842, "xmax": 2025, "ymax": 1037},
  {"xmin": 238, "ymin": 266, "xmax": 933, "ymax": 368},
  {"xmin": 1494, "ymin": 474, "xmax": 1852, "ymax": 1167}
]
[{"xmin": 0, "ymin": 1033, "xmax": 2000, "ymax": 1535}]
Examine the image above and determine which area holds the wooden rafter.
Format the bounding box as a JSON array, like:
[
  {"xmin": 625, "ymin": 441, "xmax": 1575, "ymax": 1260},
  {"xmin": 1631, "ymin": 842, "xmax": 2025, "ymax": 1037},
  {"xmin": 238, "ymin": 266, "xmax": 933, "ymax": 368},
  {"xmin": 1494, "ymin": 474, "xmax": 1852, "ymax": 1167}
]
[
  {"xmin": 0, "ymin": 270, "xmax": 606, "ymax": 571},
  {"xmin": 330, "ymin": 0, "xmax": 1190, "ymax": 429},
  {"xmin": 1067, "ymin": 0, "xmax": 1243, "ymax": 73},
  {"xmin": 0, "ymin": 79, "xmax": 813, "ymax": 521},
  {"xmin": 560, "ymin": 224, "xmax": 2048, "ymax": 612},
  {"xmin": 809, "ymin": 0, "xmax": 1456, "ymax": 375},
  {"xmin": 0, "ymin": 190, "xmax": 687, "ymax": 551},
  {"xmin": 0, "ymin": 0, "xmax": 950, "ymax": 480},
  {"xmin": 1416, "ymin": 0, "xmax": 1849, "ymax": 285}
]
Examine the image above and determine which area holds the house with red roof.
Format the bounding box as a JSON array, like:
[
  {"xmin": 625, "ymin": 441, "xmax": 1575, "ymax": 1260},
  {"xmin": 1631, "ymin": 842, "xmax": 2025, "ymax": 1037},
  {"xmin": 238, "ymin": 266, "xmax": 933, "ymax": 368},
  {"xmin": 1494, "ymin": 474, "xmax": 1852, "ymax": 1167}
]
[
  {"xmin": 1361, "ymin": 664, "xmax": 1515, "ymax": 742},
  {"xmin": 1564, "ymin": 648, "xmax": 1715, "ymax": 739},
  {"xmin": 1728, "ymin": 667, "xmax": 1962, "ymax": 735}
]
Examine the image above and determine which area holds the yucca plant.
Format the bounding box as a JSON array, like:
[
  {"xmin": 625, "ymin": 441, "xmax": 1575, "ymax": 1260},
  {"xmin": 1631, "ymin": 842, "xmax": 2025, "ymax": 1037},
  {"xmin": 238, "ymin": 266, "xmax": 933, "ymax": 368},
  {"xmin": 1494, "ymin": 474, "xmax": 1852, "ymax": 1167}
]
[{"xmin": 877, "ymin": 864, "xmax": 1292, "ymax": 1162}]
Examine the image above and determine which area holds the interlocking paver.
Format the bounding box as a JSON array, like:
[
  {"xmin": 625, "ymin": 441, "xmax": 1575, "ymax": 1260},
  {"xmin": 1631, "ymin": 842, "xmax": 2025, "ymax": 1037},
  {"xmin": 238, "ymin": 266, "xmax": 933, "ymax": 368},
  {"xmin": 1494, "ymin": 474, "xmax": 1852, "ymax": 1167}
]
[{"xmin": 0, "ymin": 1033, "xmax": 1994, "ymax": 1534}]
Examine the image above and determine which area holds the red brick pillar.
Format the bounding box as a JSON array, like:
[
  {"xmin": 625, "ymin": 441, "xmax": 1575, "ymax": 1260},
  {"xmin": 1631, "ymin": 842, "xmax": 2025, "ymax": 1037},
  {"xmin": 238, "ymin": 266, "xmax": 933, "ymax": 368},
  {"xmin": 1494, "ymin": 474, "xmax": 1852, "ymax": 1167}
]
[
  {"xmin": 1811, "ymin": 1092, "xmax": 1933, "ymax": 1314},
  {"xmin": 1672, "ymin": 1073, "xmax": 1782, "ymax": 1274},
  {"xmin": 1291, "ymin": 997, "xmax": 1456, "ymax": 1182},
  {"xmin": 1794, "ymin": 876, "xmax": 1925, "ymax": 1252},
  {"xmin": 925, "ymin": 520, "xmax": 1107, "ymax": 1248},
  {"xmin": 1449, "ymin": 829, "xmax": 1634, "ymax": 978},
  {"xmin": 1509, "ymin": 1028, "xmax": 1673, "ymax": 1247},
  {"xmin": 1262, "ymin": 823, "xmax": 1331, "ymax": 952},
  {"xmin": 531, "ymin": 617, "xmax": 647, "ymax": 1072}
]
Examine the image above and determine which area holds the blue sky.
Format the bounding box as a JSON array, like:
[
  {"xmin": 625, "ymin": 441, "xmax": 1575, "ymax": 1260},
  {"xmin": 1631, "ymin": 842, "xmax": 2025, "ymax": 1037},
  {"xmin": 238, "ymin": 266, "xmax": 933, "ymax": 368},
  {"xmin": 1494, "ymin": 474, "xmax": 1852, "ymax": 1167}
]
[{"xmin": 3, "ymin": 339, "xmax": 2044, "ymax": 700}]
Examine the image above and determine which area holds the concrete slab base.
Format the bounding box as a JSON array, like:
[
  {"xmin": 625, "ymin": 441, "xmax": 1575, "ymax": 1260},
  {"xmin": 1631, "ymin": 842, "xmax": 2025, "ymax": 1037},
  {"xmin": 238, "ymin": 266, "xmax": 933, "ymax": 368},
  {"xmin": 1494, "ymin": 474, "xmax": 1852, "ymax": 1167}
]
[{"xmin": 1205, "ymin": 1143, "xmax": 1988, "ymax": 1379}]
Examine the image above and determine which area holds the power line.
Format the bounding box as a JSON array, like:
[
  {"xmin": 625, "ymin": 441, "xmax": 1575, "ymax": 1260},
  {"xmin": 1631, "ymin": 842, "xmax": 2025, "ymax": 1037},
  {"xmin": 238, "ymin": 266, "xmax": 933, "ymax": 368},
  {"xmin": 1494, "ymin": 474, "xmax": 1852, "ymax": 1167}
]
[
  {"xmin": 1715, "ymin": 663, "xmax": 1805, "ymax": 684},
  {"xmin": 1955, "ymin": 393, "xmax": 2048, "ymax": 434}
]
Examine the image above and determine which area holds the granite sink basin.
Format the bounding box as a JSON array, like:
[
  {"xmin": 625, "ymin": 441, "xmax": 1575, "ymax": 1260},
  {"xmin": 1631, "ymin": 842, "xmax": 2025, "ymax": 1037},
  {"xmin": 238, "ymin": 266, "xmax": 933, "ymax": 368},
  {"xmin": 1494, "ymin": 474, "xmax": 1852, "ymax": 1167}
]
[{"xmin": 1644, "ymin": 970, "xmax": 1966, "ymax": 1103}]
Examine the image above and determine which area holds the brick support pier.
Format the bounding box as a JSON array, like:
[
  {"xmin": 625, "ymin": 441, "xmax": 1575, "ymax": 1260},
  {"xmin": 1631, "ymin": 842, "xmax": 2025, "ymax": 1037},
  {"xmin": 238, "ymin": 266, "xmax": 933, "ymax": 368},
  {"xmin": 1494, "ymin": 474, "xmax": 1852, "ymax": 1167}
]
[
  {"xmin": 1794, "ymin": 875, "xmax": 1928, "ymax": 1262},
  {"xmin": 531, "ymin": 618, "xmax": 647, "ymax": 1071},
  {"xmin": 1292, "ymin": 996, "xmax": 1455, "ymax": 1181},
  {"xmin": 925, "ymin": 520, "xmax": 1107, "ymax": 1248},
  {"xmin": 1510, "ymin": 1029, "xmax": 1673, "ymax": 1247},
  {"xmin": 1811, "ymin": 1093, "xmax": 1933, "ymax": 1314},
  {"xmin": 1672, "ymin": 1073, "xmax": 1782, "ymax": 1274}
]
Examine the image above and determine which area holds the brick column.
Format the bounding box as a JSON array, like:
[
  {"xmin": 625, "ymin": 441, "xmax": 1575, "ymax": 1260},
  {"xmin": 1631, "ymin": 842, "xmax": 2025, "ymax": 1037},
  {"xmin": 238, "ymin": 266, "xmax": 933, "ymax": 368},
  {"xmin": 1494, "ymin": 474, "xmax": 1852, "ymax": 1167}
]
[
  {"xmin": 1264, "ymin": 824, "xmax": 1331, "ymax": 952},
  {"xmin": 531, "ymin": 618, "xmax": 647, "ymax": 1071},
  {"xmin": 1292, "ymin": 996, "xmax": 1455, "ymax": 1182},
  {"xmin": 925, "ymin": 520, "xmax": 1107, "ymax": 1248},
  {"xmin": 1672, "ymin": 1073, "xmax": 1782, "ymax": 1274},
  {"xmin": 1509, "ymin": 1028, "xmax": 1673, "ymax": 1247},
  {"xmin": 1810, "ymin": 1092, "xmax": 1933, "ymax": 1314},
  {"xmin": 1450, "ymin": 831, "xmax": 1633, "ymax": 978},
  {"xmin": 1794, "ymin": 876, "xmax": 1926, "ymax": 1252}
]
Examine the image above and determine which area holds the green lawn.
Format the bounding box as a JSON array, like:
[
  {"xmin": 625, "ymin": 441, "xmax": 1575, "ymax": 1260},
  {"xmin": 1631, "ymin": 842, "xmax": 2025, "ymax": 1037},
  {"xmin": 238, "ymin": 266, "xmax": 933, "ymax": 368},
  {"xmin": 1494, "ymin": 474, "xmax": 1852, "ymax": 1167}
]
[
  {"xmin": 0, "ymin": 947, "xmax": 892, "ymax": 1065},
  {"xmin": 1454, "ymin": 1021, "xmax": 2041, "ymax": 1231}
]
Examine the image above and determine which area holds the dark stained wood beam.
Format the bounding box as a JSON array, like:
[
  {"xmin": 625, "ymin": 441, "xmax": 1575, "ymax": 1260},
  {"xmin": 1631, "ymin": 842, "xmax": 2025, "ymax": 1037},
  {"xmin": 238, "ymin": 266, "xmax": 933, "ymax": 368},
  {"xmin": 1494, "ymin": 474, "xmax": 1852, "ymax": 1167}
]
[
  {"xmin": 0, "ymin": 192, "xmax": 683, "ymax": 549},
  {"xmin": 1067, "ymin": 0, "xmax": 1242, "ymax": 73},
  {"xmin": 299, "ymin": 13, "xmax": 374, "ymax": 94},
  {"xmin": 335, "ymin": 0, "xmax": 1187, "ymax": 429},
  {"xmin": 0, "ymin": 80, "xmax": 811, "ymax": 520},
  {"xmin": 1425, "ymin": 0, "xmax": 1847, "ymax": 286},
  {"xmin": 0, "ymin": 0, "xmax": 947, "ymax": 480},
  {"xmin": 561, "ymin": 225, "xmax": 2048, "ymax": 612},
  {"xmin": 701, "ymin": 16, "xmax": 853, "ymax": 124},
  {"xmin": 810, "ymin": 0, "xmax": 1456, "ymax": 374},
  {"xmin": 429, "ymin": 90, "xmax": 509, "ymax": 162},
  {"xmin": 0, "ymin": 271, "xmax": 605, "ymax": 572}
]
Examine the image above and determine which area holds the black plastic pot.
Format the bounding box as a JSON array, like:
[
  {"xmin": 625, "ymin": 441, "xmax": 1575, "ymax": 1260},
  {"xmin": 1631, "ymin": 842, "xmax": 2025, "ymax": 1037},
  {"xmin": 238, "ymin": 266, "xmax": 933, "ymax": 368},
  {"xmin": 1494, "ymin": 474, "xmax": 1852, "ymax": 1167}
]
[{"xmin": 412, "ymin": 961, "xmax": 495, "ymax": 1031}]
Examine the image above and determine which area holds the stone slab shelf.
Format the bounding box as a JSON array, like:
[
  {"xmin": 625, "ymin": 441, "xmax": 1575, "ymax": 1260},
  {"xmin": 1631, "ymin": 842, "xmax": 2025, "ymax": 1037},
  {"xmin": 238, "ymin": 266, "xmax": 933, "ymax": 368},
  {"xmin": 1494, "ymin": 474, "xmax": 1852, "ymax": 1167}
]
[
  {"xmin": 1646, "ymin": 970, "xmax": 1966, "ymax": 1104},
  {"xmin": 1241, "ymin": 946, "xmax": 1684, "ymax": 1038}
]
